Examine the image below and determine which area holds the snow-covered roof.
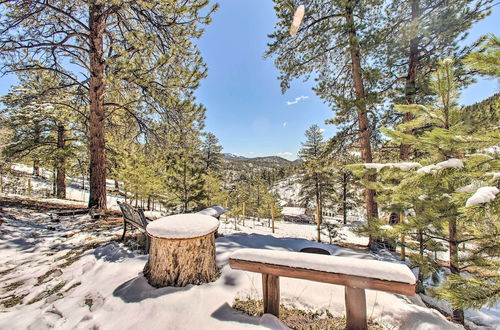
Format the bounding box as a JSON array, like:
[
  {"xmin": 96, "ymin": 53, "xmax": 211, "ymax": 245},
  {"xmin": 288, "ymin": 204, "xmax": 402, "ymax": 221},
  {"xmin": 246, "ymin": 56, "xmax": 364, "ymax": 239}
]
[
  {"xmin": 231, "ymin": 248, "xmax": 416, "ymax": 285},
  {"xmin": 146, "ymin": 214, "xmax": 219, "ymax": 239}
]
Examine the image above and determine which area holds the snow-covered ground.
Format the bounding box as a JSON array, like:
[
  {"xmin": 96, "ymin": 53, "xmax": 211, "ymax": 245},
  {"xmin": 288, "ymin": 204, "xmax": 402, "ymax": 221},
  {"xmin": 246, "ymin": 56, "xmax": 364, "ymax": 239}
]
[
  {"xmin": 219, "ymin": 216, "xmax": 370, "ymax": 246},
  {"xmin": 5, "ymin": 163, "xmax": 128, "ymax": 211},
  {"xmin": 2, "ymin": 203, "xmax": 495, "ymax": 330}
]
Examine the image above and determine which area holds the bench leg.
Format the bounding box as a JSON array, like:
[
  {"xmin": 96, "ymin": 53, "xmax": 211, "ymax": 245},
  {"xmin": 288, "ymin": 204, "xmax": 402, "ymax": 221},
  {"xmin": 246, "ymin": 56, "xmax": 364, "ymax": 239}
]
[
  {"xmin": 345, "ymin": 286, "xmax": 367, "ymax": 330},
  {"xmin": 262, "ymin": 274, "xmax": 280, "ymax": 317},
  {"xmin": 121, "ymin": 222, "xmax": 127, "ymax": 241}
]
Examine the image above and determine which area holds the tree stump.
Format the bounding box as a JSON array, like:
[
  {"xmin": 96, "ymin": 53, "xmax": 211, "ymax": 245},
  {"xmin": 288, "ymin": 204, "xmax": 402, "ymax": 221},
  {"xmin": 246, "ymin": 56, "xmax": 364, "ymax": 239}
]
[{"xmin": 144, "ymin": 214, "xmax": 219, "ymax": 287}]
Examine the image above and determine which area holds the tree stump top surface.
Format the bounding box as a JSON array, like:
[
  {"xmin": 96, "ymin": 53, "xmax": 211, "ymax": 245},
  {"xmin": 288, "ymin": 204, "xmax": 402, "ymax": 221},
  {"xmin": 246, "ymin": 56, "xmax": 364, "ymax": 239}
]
[{"xmin": 146, "ymin": 213, "xmax": 219, "ymax": 240}]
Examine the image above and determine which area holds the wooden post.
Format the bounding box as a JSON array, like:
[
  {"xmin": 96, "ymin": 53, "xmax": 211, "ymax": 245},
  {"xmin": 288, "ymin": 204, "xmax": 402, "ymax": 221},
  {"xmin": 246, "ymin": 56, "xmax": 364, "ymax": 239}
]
[
  {"xmin": 262, "ymin": 273, "xmax": 280, "ymax": 317},
  {"xmin": 242, "ymin": 202, "xmax": 246, "ymax": 226},
  {"xmin": 27, "ymin": 178, "xmax": 32, "ymax": 197},
  {"xmin": 400, "ymin": 214, "xmax": 406, "ymax": 261},
  {"xmin": 271, "ymin": 206, "xmax": 275, "ymax": 233},
  {"xmin": 345, "ymin": 286, "xmax": 367, "ymax": 330},
  {"xmin": 400, "ymin": 234, "xmax": 406, "ymax": 261},
  {"xmin": 316, "ymin": 204, "xmax": 321, "ymax": 242}
]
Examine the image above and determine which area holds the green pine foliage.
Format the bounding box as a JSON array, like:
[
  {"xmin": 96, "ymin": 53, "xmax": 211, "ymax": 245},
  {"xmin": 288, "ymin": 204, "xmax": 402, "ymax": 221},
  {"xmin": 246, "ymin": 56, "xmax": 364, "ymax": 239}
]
[
  {"xmin": 353, "ymin": 59, "xmax": 499, "ymax": 320},
  {"xmin": 464, "ymin": 34, "xmax": 500, "ymax": 78}
]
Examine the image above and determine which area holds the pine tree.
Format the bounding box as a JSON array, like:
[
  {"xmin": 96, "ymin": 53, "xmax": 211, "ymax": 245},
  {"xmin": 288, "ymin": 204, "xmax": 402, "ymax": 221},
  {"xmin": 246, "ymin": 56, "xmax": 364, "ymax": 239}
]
[
  {"xmin": 266, "ymin": 0, "xmax": 384, "ymax": 231},
  {"xmin": 298, "ymin": 125, "xmax": 332, "ymax": 242},
  {"xmin": 1, "ymin": 71, "xmax": 82, "ymax": 198},
  {"xmin": 357, "ymin": 59, "xmax": 499, "ymax": 324},
  {"xmin": 381, "ymin": 0, "xmax": 492, "ymax": 177},
  {"xmin": 163, "ymin": 100, "xmax": 207, "ymax": 212},
  {"xmin": 327, "ymin": 144, "xmax": 362, "ymax": 224},
  {"xmin": 0, "ymin": 0, "xmax": 217, "ymax": 210},
  {"xmin": 201, "ymin": 133, "xmax": 223, "ymax": 172}
]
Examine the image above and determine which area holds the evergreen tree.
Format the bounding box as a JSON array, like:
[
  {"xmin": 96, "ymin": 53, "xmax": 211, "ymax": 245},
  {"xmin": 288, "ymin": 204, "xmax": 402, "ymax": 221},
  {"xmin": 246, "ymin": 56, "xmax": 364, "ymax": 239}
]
[
  {"xmin": 327, "ymin": 144, "xmax": 362, "ymax": 224},
  {"xmin": 201, "ymin": 133, "xmax": 223, "ymax": 172},
  {"xmin": 382, "ymin": 0, "xmax": 492, "ymax": 163},
  {"xmin": 298, "ymin": 125, "xmax": 332, "ymax": 242},
  {"xmin": 266, "ymin": 0, "xmax": 384, "ymax": 235},
  {"xmin": 354, "ymin": 59, "xmax": 499, "ymax": 324},
  {"xmin": 0, "ymin": 0, "xmax": 217, "ymax": 210},
  {"xmin": 1, "ymin": 71, "xmax": 82, "ymax": 198},
  {"xmin": 163, "ymin": 100, "xmax": 207, "ymax": 212}
]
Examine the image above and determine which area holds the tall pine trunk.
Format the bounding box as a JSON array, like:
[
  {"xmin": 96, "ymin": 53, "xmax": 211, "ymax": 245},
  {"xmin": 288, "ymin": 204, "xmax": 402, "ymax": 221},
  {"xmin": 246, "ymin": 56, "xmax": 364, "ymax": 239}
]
[
  {"xmin": 33, "ymin": 123, "xmax": 41, "ymax": 176},
  {"xmin": 52, "ymin": 167, "xmax": 56, "ymax": 196},
  {"xmin": 449, "ymin": 217, "xmax": 464, "ymax": 324},
  {"xmin": 345, "ymin": 4, "xmax": 378, "ymax": 238},
  {"xmin": 342, "ymin": 172, "xmax": 348, "ymax": 225},
  {"xmin": 416, "ymin": 229, "xmax": 425, "ymax": 293},
  {"xmin": 400, "ymin": 0, "xmax": 420, "ymax": 160},
  {"xmin": 315, "ymin": 174, "xmax": 321, "ymax": 242},
  {"xmin": 56, "ymin": 124, "xmax": 66, "ymax": 199},
  {"xmin": 88, "ymin": 2, "xmax": 107, "ymax": 210}
]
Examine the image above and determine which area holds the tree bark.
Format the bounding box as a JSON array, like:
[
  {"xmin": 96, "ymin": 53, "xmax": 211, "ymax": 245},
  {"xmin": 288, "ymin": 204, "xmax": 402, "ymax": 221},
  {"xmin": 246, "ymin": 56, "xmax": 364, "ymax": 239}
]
[
  {"xmin": 56, "ymin": 124, "xmax": 66, "ymax": 199},
  {"xmin": 315, "ymin": 175, "xmax": 322, "ymax": 242},
  {"xmin": 342, "ymin": 172, "xmax": 348, "ymax": 225},
  {"xmin": 416, "ymin": 229, "xmax": 425, "ymax": 293},
  {"xmin": 52, "ymin": 167, "xmax": 56, "ymax": 196},
  {"xmin": 449, "ymin": 217, "xmax": 464, "ymax": 324},
  {"xmin": 88, "ymin": 2, "xmax": 107, "ymax": 210},
  {"xmin": 400, "ymin": 0, "xmax": 421, "ymax": 160},
  {"xmin": 345, "ymin": 4, "xmax": 379, "ymax": 234}
]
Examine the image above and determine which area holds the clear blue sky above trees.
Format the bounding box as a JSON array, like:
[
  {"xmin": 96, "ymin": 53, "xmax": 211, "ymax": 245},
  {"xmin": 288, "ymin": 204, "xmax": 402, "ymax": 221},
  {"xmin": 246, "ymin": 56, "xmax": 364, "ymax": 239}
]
[{"xmin": 0, "ymin": 0, "xmax": 497, "ymax": 160}]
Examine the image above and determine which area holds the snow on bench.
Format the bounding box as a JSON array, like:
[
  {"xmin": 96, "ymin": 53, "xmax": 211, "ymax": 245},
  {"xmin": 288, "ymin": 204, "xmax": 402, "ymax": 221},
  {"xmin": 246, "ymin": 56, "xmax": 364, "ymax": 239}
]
[
  {"xmin": 196, "ymin": 206, "xmax": 228, "ymax": 219},
  {"xmin": 229, "ymin": 248, "xmax": 416, "ymax": 330}
]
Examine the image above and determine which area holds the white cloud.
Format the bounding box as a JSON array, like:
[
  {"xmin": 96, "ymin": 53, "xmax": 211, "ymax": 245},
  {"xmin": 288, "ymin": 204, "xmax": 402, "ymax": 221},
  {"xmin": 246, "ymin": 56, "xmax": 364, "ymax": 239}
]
[
  {"xmin": 277, "ymin": 152, "xmax": 295, "ymax": 160},
  {"xmin": 283, "ymin": 122, "xmax": 287, "ymax": 127},
  {"xmin": 286, "ymin": 95, "xmax": 309, "ymax": 105},
  {"xmin": 319, "ymin": 128, "xmax": 325, "ymax": 133}
]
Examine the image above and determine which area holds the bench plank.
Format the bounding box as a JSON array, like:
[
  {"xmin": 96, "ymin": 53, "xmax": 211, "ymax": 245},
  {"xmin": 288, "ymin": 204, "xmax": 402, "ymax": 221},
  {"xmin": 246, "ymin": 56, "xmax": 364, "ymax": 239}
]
[{"xmin": 229, "ymin": 259, "xmax": 415, "ymax": 296}]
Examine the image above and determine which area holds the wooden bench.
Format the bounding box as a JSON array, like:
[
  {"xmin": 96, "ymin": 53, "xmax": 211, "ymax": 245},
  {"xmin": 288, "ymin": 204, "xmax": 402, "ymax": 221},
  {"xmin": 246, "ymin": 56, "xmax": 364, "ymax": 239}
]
[
  {"xmin": 229, "ymin": 248, "xmax": 416, "ymax": 330},
  {"xmin": 117, "ymin": 201, "xmax": 152, "ymax": 252}
]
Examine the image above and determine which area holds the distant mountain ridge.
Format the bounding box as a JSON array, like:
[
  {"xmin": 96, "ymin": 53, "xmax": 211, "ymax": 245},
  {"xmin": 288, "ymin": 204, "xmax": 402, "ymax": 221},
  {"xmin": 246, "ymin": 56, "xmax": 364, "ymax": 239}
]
[{"xmin": 223, "ymin": 153, "xmax": 297, "ymax": 164}]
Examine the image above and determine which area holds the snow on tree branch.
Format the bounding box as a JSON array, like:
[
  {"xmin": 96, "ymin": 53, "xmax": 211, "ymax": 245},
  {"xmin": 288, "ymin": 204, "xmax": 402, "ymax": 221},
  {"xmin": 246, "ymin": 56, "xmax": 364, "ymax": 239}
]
[
  {"xmin": 417, "ymin": 158, "xmax": 463, "ymax": 174},
  {"xmin": 466, "ymin": 186, "xmax": 499, "ymax": 207}
]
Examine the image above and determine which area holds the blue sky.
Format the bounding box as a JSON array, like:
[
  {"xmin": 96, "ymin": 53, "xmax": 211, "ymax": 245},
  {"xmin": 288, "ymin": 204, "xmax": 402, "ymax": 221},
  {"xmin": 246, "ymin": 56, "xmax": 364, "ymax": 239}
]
[
  {"xmin": 0, "ymin": 1, "xmax": 498, "ymax": 161},
  {"xmin": 196, "ymin": 0, "xmax": 499, "ymax": 160}
]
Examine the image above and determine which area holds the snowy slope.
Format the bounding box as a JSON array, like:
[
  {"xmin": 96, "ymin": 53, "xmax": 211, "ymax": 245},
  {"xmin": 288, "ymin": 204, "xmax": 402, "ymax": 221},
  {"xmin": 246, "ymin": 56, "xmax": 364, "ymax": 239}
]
[{"xmin": 6, "ymin": 163, "xmax": 126, "ymax": 211}]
